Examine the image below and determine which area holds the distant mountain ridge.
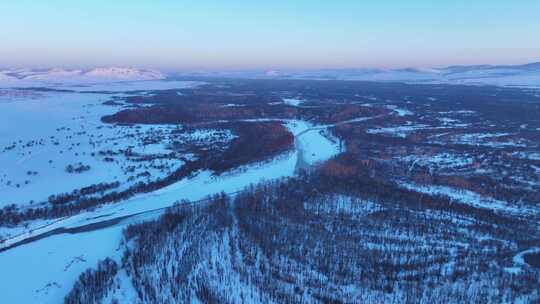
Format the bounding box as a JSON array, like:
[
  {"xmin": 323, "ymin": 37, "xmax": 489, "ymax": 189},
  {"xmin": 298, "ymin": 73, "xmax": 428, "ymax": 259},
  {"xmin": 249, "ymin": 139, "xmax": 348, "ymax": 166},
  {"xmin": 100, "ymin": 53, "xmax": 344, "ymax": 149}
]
[
  {"xmin": 0, "ymin": 67, "xmax": 165, "ymax": 87},
  {"xmin": 1, "ymin": 63, "xmax": 540, "ymax": 88},
  {"xmin": 442, "ymin": 62, "xmax": 540, "ymax": 73},
  {"xmin": 174, "ymin": 62, "xmax": 540, "ymax": 87}
]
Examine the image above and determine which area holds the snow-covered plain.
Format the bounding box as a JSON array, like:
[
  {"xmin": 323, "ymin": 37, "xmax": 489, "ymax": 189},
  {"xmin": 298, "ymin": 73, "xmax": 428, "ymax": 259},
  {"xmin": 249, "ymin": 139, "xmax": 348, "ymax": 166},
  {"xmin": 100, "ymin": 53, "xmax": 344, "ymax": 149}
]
[
  {"xmin": 0, "ymin": 224, "xmax": 125, "ymax": 303},
  {"xmin": 0, "ymin": 84, "xmax": 206, "ymax": 209},
  {"xmin": 0, "ymin": 81, "xmax": 341, "ymax": 303}
]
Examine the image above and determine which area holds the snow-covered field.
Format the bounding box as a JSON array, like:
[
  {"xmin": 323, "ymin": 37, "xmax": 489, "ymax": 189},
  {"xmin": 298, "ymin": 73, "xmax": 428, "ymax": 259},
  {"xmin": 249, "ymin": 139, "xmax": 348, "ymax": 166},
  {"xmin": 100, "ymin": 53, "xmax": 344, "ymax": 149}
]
[
  {"xmin": 0, "ymin": 83, "xmax": 205, "ymax": 209},
  {"xmin": 399, "ymin": 153, "xmax": 474, "ymax": 171},
  {"xmin": 0, "ymin": 81, "xmax": 341, "ymax": 303},
  {"xmin": 366, "ymin": 123, "xmax": 432, "ymax": 138},
  {"xmin": 0, "ymin": 224, "xmax": 125, "ymax": 303}
]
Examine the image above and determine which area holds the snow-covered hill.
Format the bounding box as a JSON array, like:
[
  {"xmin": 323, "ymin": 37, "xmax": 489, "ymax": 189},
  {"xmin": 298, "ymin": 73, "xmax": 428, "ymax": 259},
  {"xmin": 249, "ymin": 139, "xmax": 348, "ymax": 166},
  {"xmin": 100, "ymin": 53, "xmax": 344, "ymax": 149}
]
[{"xmin": 0, "ymin": 67, "xmax": 166, "ymax": 88}]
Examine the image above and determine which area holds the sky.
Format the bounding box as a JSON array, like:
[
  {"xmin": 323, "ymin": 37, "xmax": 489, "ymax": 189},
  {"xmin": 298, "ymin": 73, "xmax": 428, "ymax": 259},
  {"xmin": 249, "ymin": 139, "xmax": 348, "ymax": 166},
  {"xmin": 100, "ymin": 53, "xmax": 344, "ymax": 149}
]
[{"xmin": 0, "ymin": 0, "xmax": 539, "ymax": 70}]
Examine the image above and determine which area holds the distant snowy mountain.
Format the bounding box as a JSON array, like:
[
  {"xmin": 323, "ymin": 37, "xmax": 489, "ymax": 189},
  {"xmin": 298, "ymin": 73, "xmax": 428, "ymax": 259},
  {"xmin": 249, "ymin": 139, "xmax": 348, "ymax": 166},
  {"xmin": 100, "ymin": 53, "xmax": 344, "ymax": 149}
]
[
  {"xmin": 2, "ymin": 63, "xmax": 540, "ymax": 88},
  {"xmin": 173, "ymin": 62, "xmax": 540, "ymax": 87},
  {"xmin": 278, "ymin": 63, "xmax": 540, "ymax": 86},
  {"xmin": 352, "ymin": 63, "xmax": 540, "ymax": 86},
  {"xmin": 437, "ymin": 63, "xmax": 540, "ymax": 86},
  {"xmin": 0, "ymin": 67, "xmax": 166, "ymax": 88}
]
